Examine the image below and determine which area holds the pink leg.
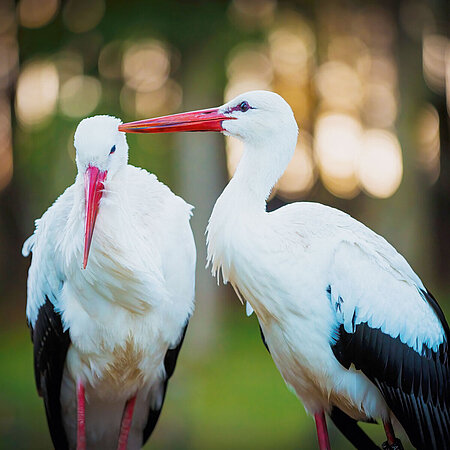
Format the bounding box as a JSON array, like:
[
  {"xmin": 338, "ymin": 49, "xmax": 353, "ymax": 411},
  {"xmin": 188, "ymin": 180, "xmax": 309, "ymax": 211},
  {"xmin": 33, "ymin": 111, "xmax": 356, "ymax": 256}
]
[
  {"xmin": 77, "ymin": 381, "xmax": 86, "ymax": 450},
  {"xmin": 383, "ymin": 420, "xmax": 396, "ymax": 445},
  {"xmin": 117, "ymin": 396, "xmax": 137, "ymax": 450},
  {"xmin": 382, "ymin": 420, "xmax": 404, "ymax": 449},
  {"xmin": 314, "ymin": 411, "xmax": 331, "ymax": 450},
  {"xmin": 383, "ymin": 420, "xmax": 395, "ymax": 445}
]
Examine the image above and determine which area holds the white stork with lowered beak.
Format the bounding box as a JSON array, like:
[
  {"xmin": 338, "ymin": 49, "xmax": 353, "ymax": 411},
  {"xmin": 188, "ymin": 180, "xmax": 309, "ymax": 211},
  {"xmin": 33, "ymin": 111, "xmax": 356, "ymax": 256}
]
[
  {"xmin": 119, "ymin": 91, "xmax": 449, "ymax": 450},
  {"xmin": 23, "ymin": 116, "xmax": 196, "ymax": 449}
]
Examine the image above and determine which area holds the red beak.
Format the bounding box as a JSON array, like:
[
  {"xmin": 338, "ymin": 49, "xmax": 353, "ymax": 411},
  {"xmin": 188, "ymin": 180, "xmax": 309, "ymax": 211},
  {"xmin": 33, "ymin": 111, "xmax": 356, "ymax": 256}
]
[
  {"xmin": 118, "ymin": 107, "xmax": 234, "ymax": 134},
  {"xmin": 83, "ymin": 166, "xmax": 107, "ymax": 269}
]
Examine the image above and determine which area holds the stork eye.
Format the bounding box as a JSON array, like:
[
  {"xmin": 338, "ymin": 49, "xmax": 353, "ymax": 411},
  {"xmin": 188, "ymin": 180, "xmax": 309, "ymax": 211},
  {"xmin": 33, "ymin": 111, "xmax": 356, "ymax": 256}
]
[
  {"xmin": 109, "ymin": 145, "xmax": 116, "ymax": 154},
  {"xmin": 239, "ymin": 101, "xmax": 250, "ymax": 112}
]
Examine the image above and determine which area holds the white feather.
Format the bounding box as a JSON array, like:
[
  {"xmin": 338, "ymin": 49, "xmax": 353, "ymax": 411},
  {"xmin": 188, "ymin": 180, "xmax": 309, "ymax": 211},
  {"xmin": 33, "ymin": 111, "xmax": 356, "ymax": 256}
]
[
  {"xmin": 24, "ymin": 116, "xmax": 196, "ymax": 448},
  {"xmin": 205, "ymin": 91, "xmax": 446, "ymax": 423}
]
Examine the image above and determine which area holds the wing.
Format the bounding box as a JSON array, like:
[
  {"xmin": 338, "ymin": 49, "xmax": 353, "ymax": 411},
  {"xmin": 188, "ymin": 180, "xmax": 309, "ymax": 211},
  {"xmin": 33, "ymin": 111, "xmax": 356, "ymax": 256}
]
[
  {"xmin": 23, "ymin": 184, "xmax": 74, "ymax": 325},
  {"xmin": 23, "ymin": 187, "xmax": 75, "ymax": 449},
  {"xmin": 142, "ymin": 322, "xmax": 189, "ymax": 445},
  {"xmin": 31, "ymin": 297, "xmax": 71, "ymax": 450},
  {"xmin": 329, "ymin": 241, "xmax": 449, "ymax": 450}
]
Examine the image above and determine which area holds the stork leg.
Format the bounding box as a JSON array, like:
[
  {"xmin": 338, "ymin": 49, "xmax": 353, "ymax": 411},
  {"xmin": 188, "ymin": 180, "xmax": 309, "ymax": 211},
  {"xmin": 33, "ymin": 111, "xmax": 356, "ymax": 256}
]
[
  {"xmin": 381, "ymin": 420, "xmax": 404, "ymax": 450},
  {"xmin": 314, "ymin": 411, "xmax": 331, "ymax": 450},
  {"xmin": 117, "ymin": 396, "xmax": 137, "ymax": 450},
  {"xmin": 76, "ymin": 381, "xmax": 86, "ymax": 450}
]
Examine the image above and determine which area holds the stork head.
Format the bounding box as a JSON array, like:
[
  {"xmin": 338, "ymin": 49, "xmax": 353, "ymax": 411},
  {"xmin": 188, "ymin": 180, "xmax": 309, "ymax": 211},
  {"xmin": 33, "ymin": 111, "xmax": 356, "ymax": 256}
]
[
  {"xmin": 118, "ymin": 90, "xmax": 298, "ymax": 148},
  {"xmin": 74, "ymin": 115, "xmax": 128, "ymax": 269}
]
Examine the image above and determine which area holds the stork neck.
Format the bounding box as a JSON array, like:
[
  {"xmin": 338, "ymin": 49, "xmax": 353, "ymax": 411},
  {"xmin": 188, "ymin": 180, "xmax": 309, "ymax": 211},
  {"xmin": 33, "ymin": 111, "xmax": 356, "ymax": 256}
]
[{"xmin": 223, "ymin": 138, "xmax": 293, "ymax": 212}]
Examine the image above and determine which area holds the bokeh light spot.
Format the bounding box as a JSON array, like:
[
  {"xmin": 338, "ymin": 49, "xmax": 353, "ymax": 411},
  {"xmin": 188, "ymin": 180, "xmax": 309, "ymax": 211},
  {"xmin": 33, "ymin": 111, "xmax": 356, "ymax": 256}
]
[
  {"xmin": 225, "ymin": 44, "xmax": 272, "ymax": 101},
  {"xmin": 316, "ymin": 61, "xmax": 362, "ymax": 110},
  {"xmin": 423, "ymin": 34, "xmax": 448, "ymax": 94},
  {"xmin": 268, "ymin": 18, "xmax": 315, "ymax": 83},
  {"xmin": 134, "ymin": 80, "xmax": 183, "ymax": 117},
  {"xmin": 227, "ymin": 45, "xmax": 273, "ymax": 86},
  {"xmin": 123, "ymin": 40, "xmax": 171, "ymax": 93},
  {"xmin": 16, "ymin": 60, "xmax": 59, "ymax": 127},
  {"xmin": 358, "ymin": 129, "xmax": 403, "ymax": 198},
  {"xmin": 229, "ymin": 0, "xmax": 276, "ymax": 29},
  {"xmin": 18, "ymin": 0, "xmax": 59, "ymax": 29},
  {"xmin": 362, "ymin": 82, "xmax": 397, "ymax": 128},
  {"xmin": 59, "ymin": 75, "xmax": 101, "ymax": 118},
  {"xmin": 0, "ymin": 98, "xmax": 13, "ymax": 190},
  {"xmin": 416, "ymin": 104, "xmax": 440, "ymax": 184},
  {"xmin": 314, "ymin": 113, "xmax": 362, "ymax": 199}
]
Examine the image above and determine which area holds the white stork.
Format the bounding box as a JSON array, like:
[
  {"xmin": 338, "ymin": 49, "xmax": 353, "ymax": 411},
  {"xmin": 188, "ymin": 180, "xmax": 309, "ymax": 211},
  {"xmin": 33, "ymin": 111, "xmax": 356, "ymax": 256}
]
[
  {"xmin": 23, "ymin": 115, "xmax": 196, "ymax": 449},
  {"xmin": 119, "ymin": 91, "xmax": 449, "ymax": 450}
]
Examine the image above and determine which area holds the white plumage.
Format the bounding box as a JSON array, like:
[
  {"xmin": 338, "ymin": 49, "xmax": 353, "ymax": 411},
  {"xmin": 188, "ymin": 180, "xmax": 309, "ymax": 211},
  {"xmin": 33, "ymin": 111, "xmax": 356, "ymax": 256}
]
[
  {"xmin": 208, "ymin": 199, "xmax": 442, "ymax": 417},
  {"xmin": 23, "ymin": 116, "xmax": 196, "ymax": 449},
  {"xmin": 119, "ymin": 91, "xmax": 449, "ymax": 450}
]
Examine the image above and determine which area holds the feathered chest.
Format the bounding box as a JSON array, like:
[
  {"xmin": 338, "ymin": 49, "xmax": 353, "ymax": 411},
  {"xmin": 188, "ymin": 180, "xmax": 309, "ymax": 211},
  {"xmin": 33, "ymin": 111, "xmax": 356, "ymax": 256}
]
[
  {"xmin": 56, "ymin": 191, "xmax": 168, "ymax": 324},
  {"xmin": 58, "ymin": 208, "xmax": 172, "ymax": 389},
  {"xmin": 208, "ymin": 216, "xmax": 310, "ymax": 325}
]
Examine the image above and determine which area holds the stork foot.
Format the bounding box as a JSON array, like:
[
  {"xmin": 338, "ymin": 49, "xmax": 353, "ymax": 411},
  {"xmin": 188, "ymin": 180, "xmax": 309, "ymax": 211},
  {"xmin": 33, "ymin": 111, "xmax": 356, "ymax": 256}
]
[
  {"xmin": 382, "ymin": 420, "xmax": 403, "ymax": 450},
  {"xmin": 76, "ymin": 381, "xmax": 86, "ymax": 450},
  {"xmin": 117, "ymin": 396, "xmax": 137, "ymax": 450},
  {"xmin": 381, "ymin": 438, "xmax": 404, "ymax": 450}
]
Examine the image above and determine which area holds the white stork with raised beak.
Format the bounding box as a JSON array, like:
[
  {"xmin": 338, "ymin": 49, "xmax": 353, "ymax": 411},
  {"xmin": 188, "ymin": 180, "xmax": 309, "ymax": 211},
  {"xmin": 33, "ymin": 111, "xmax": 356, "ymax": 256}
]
[
  {"xmin": 119, "ymin": 91, "xmax": 449, "ymax": 450},
  {"xmin": 23, "ymin": 115, "xmax": 196, "ymax": 449}
]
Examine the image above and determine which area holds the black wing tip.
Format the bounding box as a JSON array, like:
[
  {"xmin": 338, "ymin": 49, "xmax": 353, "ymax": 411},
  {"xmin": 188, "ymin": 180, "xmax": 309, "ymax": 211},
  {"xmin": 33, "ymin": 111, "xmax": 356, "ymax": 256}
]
[
  {"xmin": 33, "ymin": 298, "xmax": 71, "ymax": 450},
  {"xmin": 329, "ymin": 407, "xmax": 380, "ymax": 450},
  {"xmin": 420, "ymin": 288, "xmax": 450, "ymax": 341},
  {"xmin": 332, "ymin": 321, "xmax": 449, "ymax": 450}
]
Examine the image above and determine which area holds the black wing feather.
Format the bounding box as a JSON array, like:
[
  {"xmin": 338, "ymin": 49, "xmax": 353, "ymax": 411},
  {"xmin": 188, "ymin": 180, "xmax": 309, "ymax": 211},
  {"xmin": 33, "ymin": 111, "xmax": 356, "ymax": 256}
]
[
  {"xmin": 331, "ymin": 289, "xmax": 450, "ymax": 450},
  {"xmin": 142, "ymin": 322, "xmax": 189, "ymax": 445},
  {"xmin": 259, "ymin": 324, "xmax": 270, "ymax": 354},
  {"xmin": 329, "ymin": 407, "xmax": 379, "ymax": 450},
  {"xmin": 31, "ymin": 297, "xmax": 71, "ymax": 450}
]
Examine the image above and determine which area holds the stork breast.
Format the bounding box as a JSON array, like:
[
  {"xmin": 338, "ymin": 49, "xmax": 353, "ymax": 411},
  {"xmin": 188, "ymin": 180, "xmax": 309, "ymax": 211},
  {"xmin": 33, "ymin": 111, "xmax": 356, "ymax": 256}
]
[{"xmin": 102, "ymin": 337, "xmax": 146, "ymax": 389}]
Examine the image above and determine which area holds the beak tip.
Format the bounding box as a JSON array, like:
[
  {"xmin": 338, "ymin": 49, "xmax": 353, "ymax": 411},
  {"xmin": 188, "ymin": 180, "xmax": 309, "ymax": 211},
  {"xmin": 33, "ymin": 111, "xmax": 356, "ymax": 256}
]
[{"xmin": 83, "ymin": 165, "xmax": 106, "ymax": 272}]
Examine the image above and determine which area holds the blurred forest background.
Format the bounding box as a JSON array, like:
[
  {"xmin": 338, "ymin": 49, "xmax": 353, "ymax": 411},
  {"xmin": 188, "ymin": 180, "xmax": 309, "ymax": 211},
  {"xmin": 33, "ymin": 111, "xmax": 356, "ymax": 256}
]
[{"xmin": 0, "ymin": 0, "xmax": 449, "ymax": 448}]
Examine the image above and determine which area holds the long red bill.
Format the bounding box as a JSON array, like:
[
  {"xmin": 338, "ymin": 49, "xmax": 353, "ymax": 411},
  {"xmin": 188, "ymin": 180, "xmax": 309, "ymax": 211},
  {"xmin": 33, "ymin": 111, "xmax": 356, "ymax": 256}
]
[
  {"xmin": 83, "ymin": 165, "xmax": 107, "ymax": 269},
  {"xmin": 118, "ymin": 107, "xmax": 234, "ymax": 134}
]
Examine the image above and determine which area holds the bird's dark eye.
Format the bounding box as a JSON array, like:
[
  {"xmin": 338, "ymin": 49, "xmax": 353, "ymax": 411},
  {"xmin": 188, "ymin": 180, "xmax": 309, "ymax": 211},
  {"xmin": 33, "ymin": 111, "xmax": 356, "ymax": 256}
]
[
  {"xmin": 110, "ymin": 145, "xmax": 116, "ymax": 154},
  {"xmin": 240, "ymin": 101, "xmax": 250, "ymax": 112}
]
